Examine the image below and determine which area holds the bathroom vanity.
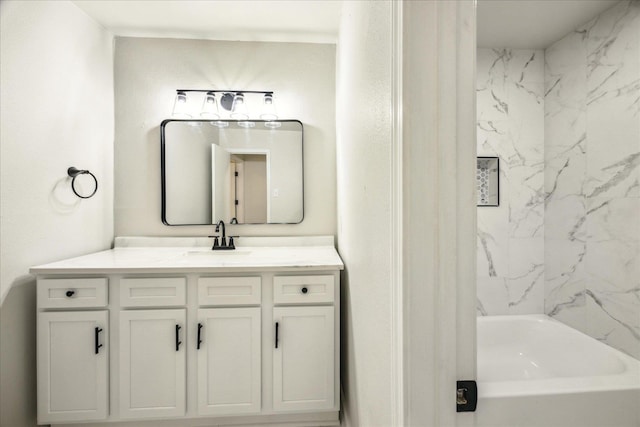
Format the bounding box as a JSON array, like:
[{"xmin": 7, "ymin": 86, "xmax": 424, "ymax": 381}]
[{"xmin": 31, "ymin": 236, "xmax": 343, "ymax": 426}]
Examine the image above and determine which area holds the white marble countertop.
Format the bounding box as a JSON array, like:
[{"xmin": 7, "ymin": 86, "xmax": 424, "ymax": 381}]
[{"xmin": 30, "ymin": 236, "xmax": 344, "ymax": 275}]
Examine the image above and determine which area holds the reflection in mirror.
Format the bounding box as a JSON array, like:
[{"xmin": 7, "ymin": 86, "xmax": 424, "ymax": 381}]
[{"xmin": 161, "ymin": 120, "xmax": 303, "ymax": 225}]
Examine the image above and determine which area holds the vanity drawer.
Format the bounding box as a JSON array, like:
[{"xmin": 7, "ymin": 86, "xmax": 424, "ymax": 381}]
[
  {"xmin": 120, "ymin": 277, "xmax": 186, "ymax": 307},
  {"xmin": 273, "ymin": 275, "xmax": 334, "ymax": 305},
  {"xmin": 198, "ymin": 277, "xmax": 261, "ymax": 306},
  {"xmin": 38, "ymin": 278, "xmax": 108, "ymax": 309}
]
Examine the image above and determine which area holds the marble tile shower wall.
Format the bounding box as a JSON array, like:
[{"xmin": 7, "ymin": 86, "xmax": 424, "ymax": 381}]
[
  {"xmin": 544, "ymin": 0, "xmax": 640, "ymax": 359},
  {"xmin": 476, "ymin": 48, "xmax": 546, "ymax": 316},
  {"xmin": 477, "ymin": 1, "xmax": 639, "ymax": 359}
]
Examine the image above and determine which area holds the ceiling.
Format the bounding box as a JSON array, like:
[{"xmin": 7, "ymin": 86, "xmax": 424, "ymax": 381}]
[
  {"xmin": 72, "ymin": 0, "xmax": 342, "ymax": 44},
  {"xmin": 74, "ymin": 0, "xmax": 620, "ymax": 49},
  {"xmin": 477, "ymin": 0, "xmax": 621, "ymax": 48}
]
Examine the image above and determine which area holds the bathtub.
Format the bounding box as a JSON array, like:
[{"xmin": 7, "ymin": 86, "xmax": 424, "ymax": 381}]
[{"xmin": 476, "ymin": 315, "xmax": 640, "ymax": 427}]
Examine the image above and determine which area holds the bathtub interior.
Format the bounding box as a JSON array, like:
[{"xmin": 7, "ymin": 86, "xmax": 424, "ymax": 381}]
[
  {"xmin": 477, "ymin": 315, "xmax": 635, "ymax": 382},
  {"xmin": 476, "ymin": 315, "xmax": 640, "ymax": 427},
  {"xmin": 477, "ymin": 315, "xmax": 640, "ymax": 397}
]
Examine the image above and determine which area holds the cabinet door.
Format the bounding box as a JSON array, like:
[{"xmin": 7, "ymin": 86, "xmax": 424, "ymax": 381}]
[
  {"xmin": 119, "ymin": 309, "xmax": 186, "ymax": 419},
  {"xmin": 197, "ymin": 307, "xmax": 261, "ymax": 415},
  {"xmin": 37, "ymin": 311, "xmax": 108, "ymax": 424},
  {"xmin": 273, "ymin": 306, "xmax": 334, "ymax": 411}
]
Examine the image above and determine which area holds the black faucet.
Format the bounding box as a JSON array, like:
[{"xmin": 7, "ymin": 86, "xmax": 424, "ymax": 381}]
[
  {"xmin": 216, "ymin": 220, "xmax": 226, "ymax": 245},
  {"xmin": 210, "ymin": 220, "xmax": 235, "ymax": 250}
]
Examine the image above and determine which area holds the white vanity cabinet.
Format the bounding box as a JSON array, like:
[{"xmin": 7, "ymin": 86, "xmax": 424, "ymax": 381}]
[
  {"xmin": 32, "ymin": 238, "xmax": 343, "ymax": 427},
  {"xmin": 117, "ymin": 276, "xmax": 188, "ymax": 420},
  {"xmin": 119, "ymin": 309, "xmax": 187, "ymax": 419},
  {"xmin": 196, "ymin": 275, "xmax": 262, "ymax": 416},
  {"xmin": 272, "ymin": 275, "xmax": 336, "ymax": 412},
  {"xmin": 196, "ymin": 307, "xmax": 261, "ymax": 415},
  {"xmin": 36, "ymin": 279, "xmax": 109, "ymax": 425},
  {"xmin": 273, "ymin": 306, "xmax": 335, "ymax": 411}
]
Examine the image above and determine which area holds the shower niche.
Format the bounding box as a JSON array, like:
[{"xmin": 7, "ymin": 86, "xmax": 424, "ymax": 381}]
[{"xmin": 476, "ymin": 157, "xmax": 499, "ymax": 207}]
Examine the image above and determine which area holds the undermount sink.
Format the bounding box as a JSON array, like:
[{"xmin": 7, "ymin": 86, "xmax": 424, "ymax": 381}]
[{"xmin": 184, "ymin": 249, "xmax": 252, "ymax": 256}]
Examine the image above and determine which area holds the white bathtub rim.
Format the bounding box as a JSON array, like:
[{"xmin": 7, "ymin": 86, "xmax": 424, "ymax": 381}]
[{"xmin": 479, "ymin": 375, "xmax": 640, "ymax": 398}]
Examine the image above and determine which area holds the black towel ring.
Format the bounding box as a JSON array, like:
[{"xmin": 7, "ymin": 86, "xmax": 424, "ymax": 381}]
[{"xmin": 68, "ymin": 167, "xmax": 98, "ymax": 199}]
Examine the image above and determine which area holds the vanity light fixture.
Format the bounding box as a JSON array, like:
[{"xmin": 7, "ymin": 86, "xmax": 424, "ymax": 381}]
[
  {"xmin": 171, "ymin": 90, "xmax": 278, "ymax": 121},
  {"xmin": 230, "ymin": 93, "xmax": 249, "ymax": 119},
  {"xmin": 200, "ymin": 92, "xmax": 220, "ymax": 119},
  {"xmin": 260, "ymin": 93, "xmax": 278, "ymax": 120},
  {"xmin": 172, "ymin": 91, "xmax": 191, "ymax": 118}
]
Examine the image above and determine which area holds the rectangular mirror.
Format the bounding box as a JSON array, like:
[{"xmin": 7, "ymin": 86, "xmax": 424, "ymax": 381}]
[{"xmin": 161, "ymin": 120, "xmax": 303, "ymax": 225}]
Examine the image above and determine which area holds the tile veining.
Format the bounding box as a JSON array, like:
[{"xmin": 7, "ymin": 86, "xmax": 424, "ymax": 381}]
[
  {"xmin": 545, "ymin": 0, "xmax": 640, "ymax": 359},
  {"xmin": 477, "ymin": 47, "xmax": 546, "ymax": 315}
]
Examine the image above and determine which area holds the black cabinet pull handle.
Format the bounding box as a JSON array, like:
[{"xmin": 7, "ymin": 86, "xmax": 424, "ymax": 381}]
[
  {"xmin": 197, "ymin": 323, "xmax": 203, "ymax": 350},
  {"xmin": 66, "ymin": 290, "xmax": 75, "ymax": 297},
  {"xmin": 175, "ymin": 324, "xmax": 182, "ymax": 351},
  {"xmin": 301, "ymin": 287, "xmax": 308, "ymax": 294},
  {"xmin": 275, "ymin": 322, "xmax": 279, "ymax": 349},
  {"xmin": 94, "ymin": 327, "xmax": 103, "ymax": 354}
]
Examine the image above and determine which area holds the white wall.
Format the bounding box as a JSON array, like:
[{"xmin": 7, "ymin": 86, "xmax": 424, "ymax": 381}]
[
  {"xmin": 338, "ymin": 3, "xmax": 478, "ymax": 425},
  {"xmin": 402, "ymin": 2, "xmax": 478, "ymax": 425},
  {"xmin": 0, "ymin": 1, "xmax": 114, "ymax": 426},
  {"xmin": 114, "ymin": 37, "xmax": 336, "ymax": 237},
  {"xmin": 336, "ymin": 2, "xmax": 394, "ymax": 426},
  {"xmin": 476, "ymin": 48, "xmax": 546, "ymax": 315}
]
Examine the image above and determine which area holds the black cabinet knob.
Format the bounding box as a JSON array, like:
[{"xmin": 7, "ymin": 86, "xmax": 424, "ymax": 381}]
[
  {"xmin": 66, "ymin": 290, "xmax": 75, "ymax": 297},
  {"xmin": 301, "ymin": 287, "xmax": 308, "ymax": 294}
]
